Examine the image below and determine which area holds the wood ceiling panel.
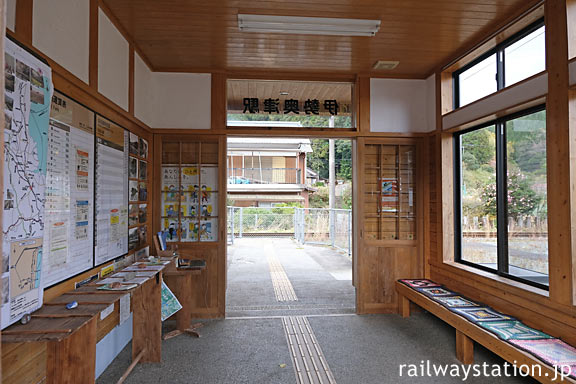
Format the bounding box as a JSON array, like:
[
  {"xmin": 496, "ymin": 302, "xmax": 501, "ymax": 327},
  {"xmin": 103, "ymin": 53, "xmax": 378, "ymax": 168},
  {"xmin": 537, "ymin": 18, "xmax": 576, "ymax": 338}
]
[{"xmin": 102, "ymin": 0, "xmax": 539, "ymax": 77}]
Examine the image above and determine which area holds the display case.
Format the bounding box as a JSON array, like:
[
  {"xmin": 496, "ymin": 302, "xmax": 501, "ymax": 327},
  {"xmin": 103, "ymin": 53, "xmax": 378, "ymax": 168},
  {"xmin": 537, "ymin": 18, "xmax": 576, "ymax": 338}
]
[
  {"xmin": 160, "ymin": 140, "xmax": 220, "ymax": 243},
  {"xmin": 363, "ymin": 144, "xmax": 416, "ymax": 240}
]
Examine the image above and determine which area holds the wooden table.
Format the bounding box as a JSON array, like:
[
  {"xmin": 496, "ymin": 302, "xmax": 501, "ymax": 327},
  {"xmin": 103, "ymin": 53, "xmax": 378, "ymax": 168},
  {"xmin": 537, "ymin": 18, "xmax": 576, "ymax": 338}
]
[
  {"xmin": 2, "ymin": 308, "xmax": 100, "ymax": 384},
  {"xmin": 163, "ymin": 264, "xmax": 205, "ymax": 339},
  {"xmin": 1, "ymin": 259, "xmax": 173, "ymax": 384}
]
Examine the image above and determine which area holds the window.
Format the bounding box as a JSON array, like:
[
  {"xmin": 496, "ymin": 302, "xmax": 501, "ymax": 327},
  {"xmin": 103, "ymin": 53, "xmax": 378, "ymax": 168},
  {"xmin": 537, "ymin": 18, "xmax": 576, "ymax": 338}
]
[
  {"xmin": 455, "ymin": 107, "xmax": 548, "ymax": 289},
  {"xmin": 454, "ymin": 21, "xmax": 545, "ymax": 108}
]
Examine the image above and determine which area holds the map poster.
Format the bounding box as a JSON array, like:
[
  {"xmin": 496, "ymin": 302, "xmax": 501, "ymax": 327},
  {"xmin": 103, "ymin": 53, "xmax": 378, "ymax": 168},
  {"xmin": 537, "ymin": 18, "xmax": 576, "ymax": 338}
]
[
  {"xmin": 95, "ymin": 116, "xmax": 128, "ymax": 265},
  {"xmin": 42, "ymin": 92, "xmax": 95, "ymax": 287},
  {"xmin": 2, "ymin": 37, "xmax": 52, "ymax": 329}
]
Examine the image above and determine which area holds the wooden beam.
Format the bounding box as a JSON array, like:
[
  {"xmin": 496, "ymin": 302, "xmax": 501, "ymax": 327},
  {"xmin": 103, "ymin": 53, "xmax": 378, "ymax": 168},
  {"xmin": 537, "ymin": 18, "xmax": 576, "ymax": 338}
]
[
  {"xmin": 15, "ymin": 0, "xmax": 33, "ymax": 44},
  {"xmin": 545, "ymin": 0, "xmax": 574, "ymax": 305},
  {"xmin": 89, "ymin": 0, "xmax": 98, "ymax": 88},
  {"xmin": 356, "ymin": 76, "xmax": 370, "ymax": 134},
  {"xmin": 565, "ymin": 0, "xmax": 576, "ymax": 60},
  {"xmin": 211, "ymin": 73, "xmax": 226, "ymax": 131}
]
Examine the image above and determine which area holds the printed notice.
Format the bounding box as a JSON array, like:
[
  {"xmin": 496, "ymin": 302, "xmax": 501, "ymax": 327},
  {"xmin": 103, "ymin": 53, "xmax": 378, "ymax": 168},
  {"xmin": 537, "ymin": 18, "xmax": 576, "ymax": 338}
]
[
  {"xmin": 41, "ymin": 92, "xmax": 95, "ymax": 287},
  {"xmin": 95, "ymin": 116, "xmax": 128, "ymax": 265}
]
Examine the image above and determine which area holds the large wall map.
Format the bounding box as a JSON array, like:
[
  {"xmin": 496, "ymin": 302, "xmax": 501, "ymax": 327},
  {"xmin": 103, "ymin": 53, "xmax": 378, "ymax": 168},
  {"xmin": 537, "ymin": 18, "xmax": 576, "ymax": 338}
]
[{"xmin": 2, "ymin": 37, "xmax": 52, "ymax": 329}]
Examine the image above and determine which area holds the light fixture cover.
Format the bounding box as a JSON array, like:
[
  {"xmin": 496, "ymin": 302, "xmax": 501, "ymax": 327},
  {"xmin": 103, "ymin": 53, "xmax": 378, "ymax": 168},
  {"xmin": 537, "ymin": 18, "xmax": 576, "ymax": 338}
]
[{"xmin": 238, "ymin": 14, "xmax": 381, "ymax": 37}]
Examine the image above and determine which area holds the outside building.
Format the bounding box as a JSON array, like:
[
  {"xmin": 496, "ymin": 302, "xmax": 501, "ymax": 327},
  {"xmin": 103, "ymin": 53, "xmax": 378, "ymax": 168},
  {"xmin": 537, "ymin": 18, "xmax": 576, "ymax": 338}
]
[{"xmin": 227, "ymin": 137, "xmax": 314, "ymax": 207}]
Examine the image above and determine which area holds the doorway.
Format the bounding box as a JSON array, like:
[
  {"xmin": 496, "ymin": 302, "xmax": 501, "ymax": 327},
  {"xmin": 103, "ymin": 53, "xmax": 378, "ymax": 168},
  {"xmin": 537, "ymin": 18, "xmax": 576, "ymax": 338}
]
[{"xmin": 225, "ymin": 137, "xmax": 356, "ymax": 317}]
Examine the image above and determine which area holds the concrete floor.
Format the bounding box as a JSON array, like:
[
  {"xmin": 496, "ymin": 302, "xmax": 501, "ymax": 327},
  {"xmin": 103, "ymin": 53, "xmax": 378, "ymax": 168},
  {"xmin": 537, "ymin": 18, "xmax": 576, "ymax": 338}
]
[
  {"xmin": 97, "ymin": 238, "xmax": 536, "ymax": 383},
  {"xmin": 226, "ymin": 238, "xmax": 355, "ymax": 316}
]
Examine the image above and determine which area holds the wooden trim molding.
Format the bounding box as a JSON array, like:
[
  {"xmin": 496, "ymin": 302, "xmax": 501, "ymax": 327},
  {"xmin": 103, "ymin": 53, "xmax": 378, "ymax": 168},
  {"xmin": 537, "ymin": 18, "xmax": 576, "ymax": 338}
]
[
  {"xmin": 89, "ymin": 0, "xmax": 98, "ymax": 88},
  {"xmin": 211, "ymin": 73, "xmax": 226, "ymax": 132},
  {"xmin": 356, "ymin": 76, "xmax": 370, "ymax": 134},
  {"xmin": 14, "ymin": 0, "xmax": 33, "ymax": 44}
]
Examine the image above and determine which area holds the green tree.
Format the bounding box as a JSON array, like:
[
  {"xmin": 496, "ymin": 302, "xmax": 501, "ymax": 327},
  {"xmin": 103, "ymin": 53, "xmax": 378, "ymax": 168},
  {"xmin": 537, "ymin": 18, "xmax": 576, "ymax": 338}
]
[{"xmin": 481, "ymin": 171, "xmax": 541, "ymax": 218}]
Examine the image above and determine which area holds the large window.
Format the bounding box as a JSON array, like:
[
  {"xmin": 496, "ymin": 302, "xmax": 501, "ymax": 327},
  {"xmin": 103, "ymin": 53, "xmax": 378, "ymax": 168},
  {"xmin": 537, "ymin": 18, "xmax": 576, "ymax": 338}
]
[
  {"xmin": 454, "ymin": 21, "xmax": 545, "ymax": 108},
  {"xmin": 455, "ymin": 107, "xmax": 548, "ymax": 288}
]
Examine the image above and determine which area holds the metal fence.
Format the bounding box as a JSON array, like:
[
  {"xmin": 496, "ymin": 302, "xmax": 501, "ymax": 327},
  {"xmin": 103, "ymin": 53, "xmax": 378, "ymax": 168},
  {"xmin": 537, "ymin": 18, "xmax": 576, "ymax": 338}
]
[
  {"xmin": 228, "ymin": 168, "xmax": 302, "ymax": 184},
  {"xmin": 228, "ymin": 206, "xmax": 352, "ymax": 256}
]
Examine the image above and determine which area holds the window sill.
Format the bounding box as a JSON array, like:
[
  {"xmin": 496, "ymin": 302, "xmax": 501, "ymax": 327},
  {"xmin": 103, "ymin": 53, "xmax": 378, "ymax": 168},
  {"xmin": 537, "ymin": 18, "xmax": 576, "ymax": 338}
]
[{"xmin": 438, "ymin": 260, "xmax": 550, "ymax": 299}]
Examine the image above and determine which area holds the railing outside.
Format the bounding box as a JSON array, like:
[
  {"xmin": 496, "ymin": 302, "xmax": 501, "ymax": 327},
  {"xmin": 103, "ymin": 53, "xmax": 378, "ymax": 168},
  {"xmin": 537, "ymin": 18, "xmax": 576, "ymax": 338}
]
[
  {"xmin": 228, "ymin": 168, "xmax": 302, "ymax": 184},
  {"xmin": 227, "ymin": 206, "xmax": 352, "ymax": 257}
]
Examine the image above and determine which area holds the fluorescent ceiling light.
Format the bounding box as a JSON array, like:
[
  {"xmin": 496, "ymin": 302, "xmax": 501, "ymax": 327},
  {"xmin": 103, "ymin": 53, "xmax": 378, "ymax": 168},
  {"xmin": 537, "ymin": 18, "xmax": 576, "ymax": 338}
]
[{"xmin": 238, "ymin": 14, "xmax": 381, "ymax": 37}]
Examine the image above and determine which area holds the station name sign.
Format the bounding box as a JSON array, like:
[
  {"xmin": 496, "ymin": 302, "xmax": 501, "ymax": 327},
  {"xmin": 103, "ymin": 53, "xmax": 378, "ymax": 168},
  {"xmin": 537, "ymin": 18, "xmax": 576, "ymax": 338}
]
[{"xmin": 242, "ymin": 97, "xmax": 340, "ymax": 116}]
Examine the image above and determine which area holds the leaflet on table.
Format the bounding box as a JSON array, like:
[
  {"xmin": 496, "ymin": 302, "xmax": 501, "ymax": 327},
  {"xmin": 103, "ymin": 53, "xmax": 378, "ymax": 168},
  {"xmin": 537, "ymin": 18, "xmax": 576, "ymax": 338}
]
[
  {"xmin": 123, "ymin": 264, "xmax": 164, "ymax": 272},
  {"xmin": 114, "ymin": 270, "xmax": 157, "ymax": 277},
  {"xmin": 96, "ymin": 276, "xmax": 149, "ymax": 285}
]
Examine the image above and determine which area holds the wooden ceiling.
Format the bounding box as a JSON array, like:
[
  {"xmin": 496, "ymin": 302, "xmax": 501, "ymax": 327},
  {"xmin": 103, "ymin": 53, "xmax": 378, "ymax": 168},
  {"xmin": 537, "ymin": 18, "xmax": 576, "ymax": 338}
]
[{"xmin": 102, "ymin": 0, "xmax": 540, "ymax": 78}]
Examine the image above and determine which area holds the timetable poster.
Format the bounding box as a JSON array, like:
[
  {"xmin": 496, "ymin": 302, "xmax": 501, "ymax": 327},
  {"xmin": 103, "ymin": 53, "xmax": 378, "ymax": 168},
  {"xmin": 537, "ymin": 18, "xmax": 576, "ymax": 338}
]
[
  {"xmin": 42, "ymin": 92, "xmax": 95, "ymax": 286},
  {"xmin": 95, "ymin": 116, "xmax": 129, "ymax": 265}
]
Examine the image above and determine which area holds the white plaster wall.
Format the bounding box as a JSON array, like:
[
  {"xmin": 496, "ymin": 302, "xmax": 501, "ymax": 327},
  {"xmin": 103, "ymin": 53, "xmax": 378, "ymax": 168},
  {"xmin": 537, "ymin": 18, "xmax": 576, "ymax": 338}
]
[
  {"xmin": 98, "ymin": 8, "xmax": 129, "ymax": 111},
  {"xmin": 570, "ymin": 60, "xmax": 576, "ymax": 88},
  {"xmin": 151, "ymin": 72, "xmax": 211, "ymax": 129},
  {"xmin": 134, "ymin": 53, "xmax": 155, "ymax": 127},
  {"xmin": 6, "ymin": 0, "xmax": 16, "ymax": 31},
  {"xmin": 133, "ymin": 52, "xmax": 211, "ymax": 129},
  {"xmin": 370, "ymin": 78, "xmax": 431, "ymax": 133},
  {"xmin": 443, "ymin": 72, "xmax": 547, "ymax": 130},
  {"xmin": 33, "ymin": 0, "xmax": 90, "ymax": 83}
]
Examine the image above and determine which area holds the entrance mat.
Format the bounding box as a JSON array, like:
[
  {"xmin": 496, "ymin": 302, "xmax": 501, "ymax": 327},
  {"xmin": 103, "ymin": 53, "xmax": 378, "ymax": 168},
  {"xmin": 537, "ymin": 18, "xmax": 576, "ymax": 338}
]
[
  {"xmin": 509, "ymin": 339, "xmax": 576, "ymax": 378},
  {"xmin": 415, "ymin": 286, "xmax": 457, "ymax": 298},
  {"xmin": 432, "ymin": 295, "xmax": 479, "ymax": 308},
  {"xmin": 477, "ymin": 320, "xmax": 553, "ymax": 341},
  {"xmin": 450, "ymin": 307, "xmax": 515, "ymax": 323},
  {"xmin": 399, "ymin": 279, "xmax": 440, "ymax": 289}
]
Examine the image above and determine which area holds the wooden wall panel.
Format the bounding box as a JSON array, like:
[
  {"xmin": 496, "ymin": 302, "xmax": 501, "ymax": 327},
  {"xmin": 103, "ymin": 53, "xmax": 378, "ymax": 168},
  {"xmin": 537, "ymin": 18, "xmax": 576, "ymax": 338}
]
[{"xmin": 356, "ymin": 138, "xmax": 424, "ymax": 314}]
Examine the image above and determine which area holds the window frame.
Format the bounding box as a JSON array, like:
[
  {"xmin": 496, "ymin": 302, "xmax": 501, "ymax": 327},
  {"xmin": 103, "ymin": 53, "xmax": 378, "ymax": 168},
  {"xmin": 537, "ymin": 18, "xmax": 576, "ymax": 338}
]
[
  {"xmin": 453, "ymin": 19, "xmax": 545, "ymax": 109},
  {"xmin": 453, "ymin": 104, "xmax": 548, "ymax": 290}
]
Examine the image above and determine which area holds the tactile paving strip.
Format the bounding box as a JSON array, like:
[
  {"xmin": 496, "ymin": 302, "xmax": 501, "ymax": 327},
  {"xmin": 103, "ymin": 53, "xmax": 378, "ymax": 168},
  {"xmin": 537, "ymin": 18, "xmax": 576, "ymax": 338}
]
[
  {"xmin": 282, "ymin": 316, "xmax": 337, "ymax": 384},
  {"xmin": 268, "ymin": 256, "xmax": 298, "ymax": 302}
]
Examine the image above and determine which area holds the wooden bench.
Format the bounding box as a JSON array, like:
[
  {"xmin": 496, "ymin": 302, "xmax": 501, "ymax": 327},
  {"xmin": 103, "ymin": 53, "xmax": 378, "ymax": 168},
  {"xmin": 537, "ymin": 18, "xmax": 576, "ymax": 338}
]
[{"xmin": 396, "ymin": 281, "xmax": 576, "ymax": 384}]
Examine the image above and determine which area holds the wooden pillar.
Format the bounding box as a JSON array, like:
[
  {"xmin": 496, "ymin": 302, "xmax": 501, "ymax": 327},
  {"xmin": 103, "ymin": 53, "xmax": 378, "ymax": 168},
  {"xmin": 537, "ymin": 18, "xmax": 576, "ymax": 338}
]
[
  {"xmin": 545, "ymin": 0, "xmax": 575, "ymax": 305},
  {"xmin": 455, "ymin": 330, "xmax": 474, "ymax": 364},
  {"xmin": 356, "ymin": 75, "xmax": 370, "ymax": 134},
  {"xmin": 211, "ymin": 73, "xmax": 227, "ymax": 132},
  {"xmin": 15, "ymin": 0, "xmax": 32, "ymax": 44}
]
